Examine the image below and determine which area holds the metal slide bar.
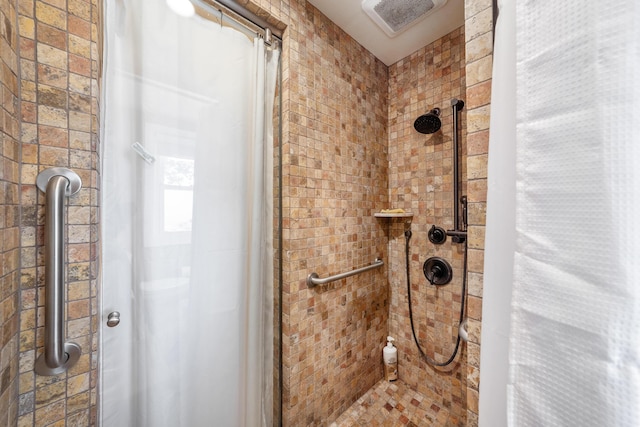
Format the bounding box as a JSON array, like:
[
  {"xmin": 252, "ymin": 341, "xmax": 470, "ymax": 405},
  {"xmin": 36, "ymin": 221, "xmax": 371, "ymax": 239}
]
[
  {"xmin": 307, "ymin": 259, "xmax": 384, "ymax": 288},
  {"xmin": 35, "ymin": 168, "xmax": 82, "ymax": 376},
  {"xmin": 447, "ymin": 98, "xmax": 467, "ymax": 243},
  {"xmin": 451, "ymin": 98, "xmax": 463, "ymax": 232}
]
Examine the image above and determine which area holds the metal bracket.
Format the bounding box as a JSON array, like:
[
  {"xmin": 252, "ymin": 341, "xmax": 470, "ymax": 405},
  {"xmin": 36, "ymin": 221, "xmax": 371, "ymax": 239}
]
[{"xmin": 36, "ymin": 167, "xmax": 82, "ymax": 196}]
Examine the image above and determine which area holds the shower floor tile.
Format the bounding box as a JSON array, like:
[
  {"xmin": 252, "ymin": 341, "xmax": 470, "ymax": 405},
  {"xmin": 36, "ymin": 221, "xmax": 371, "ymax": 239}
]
[{"xmin": 332, "ymin": 379, "xmax": 452, "ymax": 427}]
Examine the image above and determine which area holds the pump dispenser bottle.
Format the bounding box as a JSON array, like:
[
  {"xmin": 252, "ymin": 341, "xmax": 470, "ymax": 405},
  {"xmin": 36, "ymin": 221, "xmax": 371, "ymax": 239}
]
[{"xmin": 383, "ymin": 336, "xmax": 398, "ymax": 381}]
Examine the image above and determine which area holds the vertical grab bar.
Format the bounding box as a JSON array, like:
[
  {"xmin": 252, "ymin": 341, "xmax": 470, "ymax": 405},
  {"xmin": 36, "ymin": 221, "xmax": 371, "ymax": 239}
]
[{"xmin": 35, "ymin": 168, "xmax": 82, "ymax": 376}]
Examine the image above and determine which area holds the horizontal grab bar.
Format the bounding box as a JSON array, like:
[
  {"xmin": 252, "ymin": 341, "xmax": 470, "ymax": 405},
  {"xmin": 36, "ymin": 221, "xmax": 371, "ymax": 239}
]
[{"xmin": 307, "ymin": 258, "xmax": 384, "ymax": 288}]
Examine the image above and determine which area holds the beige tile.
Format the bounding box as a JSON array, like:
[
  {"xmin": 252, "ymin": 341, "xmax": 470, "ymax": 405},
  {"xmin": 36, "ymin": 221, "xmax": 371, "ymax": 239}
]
[
  {"xmin": 468, "ymin": 178, "xmax": 487, "ymax": 203},
  {"xmin": 37, "ymin": 85, "xmax": 68, "ymax": 110},
  {"xmin": 464, "ymin": 0, "xmax": 492, "ymax": 20},
  {"xmin": 66, "ymin": 391, "xmax": 89, "ymax": 415},
  {"xmin": 35, "ymin": 381, "xmax": 65, "ymax": 408},
  {"xmin": 18, "ymin": 16, "xmax": 36, "ymax": 39},
  {"xmin": 67, "ymin": 373, "xmax": 90, "ymax": 397},
  {"xmin": 36, "ymin": 44, "xmax": 67, "ymax": 69},
  {"xmin": 37, "ymin": 22, "xmax": 67, "ymax": 50},
  {"xmin": 35, "ymin": 2, "xmax": 67, "ymax": 31},
  {"xmin": 19, "ymin": 330, "xmax": 35, "ymax": 353},
  {"xmin": 465, "ymin": 6, "xmax": 493, "ymax": 43},
  {"xmin": 33, "ymin": 399, "xmax": 65, "ymax": 427},
  {"xmin": 37, "ymin": 64, "xmax": 68, "ymax": 89},
  {"xmin": 466, "ymin": 79, "xmax": 492, "ymax": 109},
  {"xmin": 39, "ymin": 145, "xmax": 69, "ymax": 166},
  {"xmin": 68, "ymin": 0, "xmax": 91, "ymax": 20},
  {"xmin": 37, "ymin": 105, "xmax": 67, "ymax": 128},
  {"xmin": 466, "ymin": 54, "xmax": 493, "ymax": 87},
  {"xmin": 467, "ymin": 129, "xmax": 489, "ymax": 156},
  {"xmin": 68, "ymin": 110, "xmax": 91, "ymax": 131},
  {"xmin": 467, "ymin": 104, "xmax": 491, "ymax": 133}
]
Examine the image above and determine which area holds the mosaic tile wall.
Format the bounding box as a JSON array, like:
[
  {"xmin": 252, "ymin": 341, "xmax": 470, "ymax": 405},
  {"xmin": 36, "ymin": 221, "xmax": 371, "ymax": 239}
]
[
  {"xmin": 386, "ymin": 26, "xmax": 468, "ymax": 426},
  {"xmin": 0, "ymin": 0, "xmax": 21, "ymax": 425},
  {"xmin": 277, "ymin": 2, "xmax": 390, "ymax": 425},
  {"xmin": 247, "ymin": 0, "xmax": 493, "ymax": 425},
  {"xmin": 15, "ymin": 0, "xmax": 102, "ymax": 425},
  {"xmin": 463, "ymin": 0, "xmax": 493, "ymax": 424}
]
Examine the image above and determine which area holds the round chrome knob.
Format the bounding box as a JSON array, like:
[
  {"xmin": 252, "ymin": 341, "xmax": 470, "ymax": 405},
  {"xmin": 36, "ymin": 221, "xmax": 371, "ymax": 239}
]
[{"xmin": 106, "ymin": 311, "xmax": 120, "ymax": 327}]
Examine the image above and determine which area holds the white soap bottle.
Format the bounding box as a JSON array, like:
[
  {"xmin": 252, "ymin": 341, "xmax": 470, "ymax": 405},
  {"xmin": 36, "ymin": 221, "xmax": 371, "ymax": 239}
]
[{"xmin": 383, "ymin": 336, "xmax": 398, "ymax": 381}]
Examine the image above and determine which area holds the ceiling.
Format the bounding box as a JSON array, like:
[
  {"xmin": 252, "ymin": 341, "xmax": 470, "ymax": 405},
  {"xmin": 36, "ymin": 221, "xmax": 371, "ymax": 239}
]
[{"xmin": 307, "ymin": 0, "xmax": 465, "ymax": 66}]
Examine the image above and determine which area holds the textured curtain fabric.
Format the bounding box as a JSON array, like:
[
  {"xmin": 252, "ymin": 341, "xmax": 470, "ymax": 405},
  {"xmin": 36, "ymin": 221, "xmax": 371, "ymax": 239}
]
[
  {"xmin": 478, "ymin": 0, "xmax": 516, "ymax": 426},
  {"xmin": 507, "ymin": 1, "xmax": 640, "ymax": 426},
  {"xmin": 482, "ymin": 1, "xmax": 640, "ymax": 426},
  {"xmin": 101, "ymin": 1, "xmax": 279, "ymax": 426}
]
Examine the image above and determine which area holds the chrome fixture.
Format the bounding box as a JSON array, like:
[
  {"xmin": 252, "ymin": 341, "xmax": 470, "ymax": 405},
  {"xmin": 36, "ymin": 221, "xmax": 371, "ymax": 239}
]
[
  {"xmin": 307, "ymin": 258, "xmax": 384, "ymax": 288},
  {"xmin": 107, "ymin": 311, "xmax": 121, "ymax": 327},
  {"xmin": 34, "ymin": 168, "xmax": 82, "ymax": 376},
  {"xmin": 213, "ymin": 0, "xmax": 283, "ymax": 40}
]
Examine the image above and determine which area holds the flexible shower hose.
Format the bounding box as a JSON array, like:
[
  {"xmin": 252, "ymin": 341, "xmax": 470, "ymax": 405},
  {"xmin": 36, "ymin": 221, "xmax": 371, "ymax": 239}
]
[{"xmin": 404, "ymin": 229, "xmax": 468, "ymax": 367}]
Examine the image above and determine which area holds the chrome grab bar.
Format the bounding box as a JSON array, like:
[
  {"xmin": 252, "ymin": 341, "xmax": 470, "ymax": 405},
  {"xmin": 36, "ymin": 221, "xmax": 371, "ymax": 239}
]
[
  {"xmin": 306, "ymin": 258, "xmax": 384, "ymax": 288},
  {"xmin": 35, "ymin": 168, "xmax": 82, "ymax": 376}
]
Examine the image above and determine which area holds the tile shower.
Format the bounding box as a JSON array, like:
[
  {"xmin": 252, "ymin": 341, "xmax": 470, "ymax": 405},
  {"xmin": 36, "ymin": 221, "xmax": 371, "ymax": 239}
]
[
  {"xmin": 386, "ymin": 26, "xmax": 468, "ymax": 425},
  {"xmin": 0, "ymin": 0, "xmax": 492, "ymax": 425}
]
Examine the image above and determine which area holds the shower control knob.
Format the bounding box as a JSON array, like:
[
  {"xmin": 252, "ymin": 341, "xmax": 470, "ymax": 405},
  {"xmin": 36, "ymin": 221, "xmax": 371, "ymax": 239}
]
[
  {"xmin": 431, "ymin": 265, "xmax": 444, "ymax": 277},
  {"xmin": 106, "ymin": 311, "xmax": 120, "ymax": 327},
  {"xmin": 428, "ymin": 225, "xmax": 447, "ymax": 244},
  {"xmin": 423, "ymin": 257, "xmax": 453, "ymax": 286}
]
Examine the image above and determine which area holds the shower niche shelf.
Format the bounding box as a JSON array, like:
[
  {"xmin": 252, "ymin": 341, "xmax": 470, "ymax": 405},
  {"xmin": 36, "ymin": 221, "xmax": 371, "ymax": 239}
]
[{"xmin": 374, "ymin": 212, "xmax": 413, "ymax": 218}]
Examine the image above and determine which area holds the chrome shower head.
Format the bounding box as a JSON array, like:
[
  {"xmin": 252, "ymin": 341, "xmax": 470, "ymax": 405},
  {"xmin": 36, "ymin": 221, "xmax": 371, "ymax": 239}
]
[{"xmin": 414, "ymin": 108, "xmax": 441, "ymax": 134}]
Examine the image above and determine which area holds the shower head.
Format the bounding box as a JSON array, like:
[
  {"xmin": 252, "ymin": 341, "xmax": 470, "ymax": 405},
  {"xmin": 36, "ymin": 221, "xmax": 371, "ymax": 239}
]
[{"xmin": 414, "ymin": 108, "xmax": 441, "ymax": 134}]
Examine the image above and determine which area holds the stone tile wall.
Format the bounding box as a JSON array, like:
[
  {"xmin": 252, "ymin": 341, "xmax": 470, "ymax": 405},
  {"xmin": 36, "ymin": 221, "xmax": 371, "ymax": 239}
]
[
  {"xmin": 0, "ymin": 0, "xmax": 21, "ymax": 425},
  {"xmin": 238, "ymin": 2, "xmax": 390, "ymax": 425},
  {"xmin": 387, "ymin": 27, "xmax": 468, "ymax": 426},
  {"xmin": 15, "ymin": 0, "xmax": 101, "ymax": 425},
  {"xmin": 463, "ymin": 0, "xmax": 493, "ymax": 424},
  {"xmin": 278, "ymin": 2, "xmax": 390, "ymax": 425},
  {"xmin": 248, "ymin": 1, "xmax": 492, "ymax": 425}
]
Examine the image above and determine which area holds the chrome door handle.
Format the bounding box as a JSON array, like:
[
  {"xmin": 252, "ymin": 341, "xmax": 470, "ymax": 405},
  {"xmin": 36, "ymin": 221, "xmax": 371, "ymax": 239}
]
[{"xmin": 107, "ymin": 311, "xmax": 121, "ymax": 327}]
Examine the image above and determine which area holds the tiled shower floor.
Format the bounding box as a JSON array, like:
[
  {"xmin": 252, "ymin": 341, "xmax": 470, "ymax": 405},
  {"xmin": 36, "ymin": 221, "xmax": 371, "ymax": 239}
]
[{"xmin": 332, "ymin": 379, "xmax": 453, "ymax": 427}]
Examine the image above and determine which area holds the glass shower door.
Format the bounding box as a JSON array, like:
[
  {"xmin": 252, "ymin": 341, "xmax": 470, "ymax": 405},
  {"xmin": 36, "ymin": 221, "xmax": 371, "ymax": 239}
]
[{"xmin": 100, "ymin": 1, "xmax": 280, "ymax": 425}]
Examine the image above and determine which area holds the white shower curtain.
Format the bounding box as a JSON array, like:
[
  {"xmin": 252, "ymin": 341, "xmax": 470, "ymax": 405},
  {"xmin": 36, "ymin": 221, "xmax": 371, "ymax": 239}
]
[
  {"xmin": 100, "ymin": 1, "xmax": 279, "ymax": 426},
  {"xmin": 481, "ymin": 1, "xmax": 640, "ymax": 426},
  {"xmin": 478, "ymin": 0, "xmax": 515, "ymax": 425}
]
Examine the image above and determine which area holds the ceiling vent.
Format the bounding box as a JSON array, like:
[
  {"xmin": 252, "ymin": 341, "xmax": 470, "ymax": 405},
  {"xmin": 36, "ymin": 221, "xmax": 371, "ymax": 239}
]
[{"xmin": 362, "ymin": 0, "xmax": 448, "ymax": 38}]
